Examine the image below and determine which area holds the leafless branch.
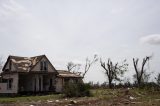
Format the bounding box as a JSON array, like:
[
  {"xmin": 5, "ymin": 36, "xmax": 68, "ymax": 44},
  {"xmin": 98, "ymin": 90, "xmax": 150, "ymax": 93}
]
[{"xmin": 82, "ymin": 54, "xmax": 98, "ymax": 78}]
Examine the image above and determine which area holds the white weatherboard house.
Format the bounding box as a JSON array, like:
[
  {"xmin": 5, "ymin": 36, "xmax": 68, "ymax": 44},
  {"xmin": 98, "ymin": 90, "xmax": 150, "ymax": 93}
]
[{"xmin": 0, "ymin": 55, "xmax": 82, "ymax": 94}]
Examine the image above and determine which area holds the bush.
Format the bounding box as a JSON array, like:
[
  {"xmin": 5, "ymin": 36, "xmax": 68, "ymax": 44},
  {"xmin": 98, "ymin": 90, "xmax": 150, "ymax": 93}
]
[
  {"xmin": 63, "ymin": 82, "xmax": 91, "ymax": 97},
  {"xmin": 143, "ymin": 82, "xmax": 160, "ymax": 91}
]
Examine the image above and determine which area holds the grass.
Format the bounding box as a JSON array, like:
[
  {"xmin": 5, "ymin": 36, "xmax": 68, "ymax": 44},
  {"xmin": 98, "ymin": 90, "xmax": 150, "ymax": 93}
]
[
  {"xmin": 91, "ymin": 88, "xmax": 118, "ymax": 99},
  {"xmin": 0, "ymin": 94, "xmax": 63, "ymax": 103},
  {"xmin": 0, "ymin": 88, "xmax": 159, "ymax": 105},
  {"xmin": 91, "ymin": 88, "xmax": 160, "ymax": 105}
]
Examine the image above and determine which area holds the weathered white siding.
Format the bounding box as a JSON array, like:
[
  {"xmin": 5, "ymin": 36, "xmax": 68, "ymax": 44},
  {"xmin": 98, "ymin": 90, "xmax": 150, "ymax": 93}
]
[
  {"xmin": 0, "ymin": 73, "xmax": 18, "ymax": 93},
  {"xmin": 0, "ymin": 83, "xmax": 7, "ymax": 93},
  {"xmin": 34, "ymin": 74, "xmax": 43, "ymax": 92},
  {"xmin": 4, "ymin": 61, "xmax": 16, "ymax": 71},
  {"xmin": 31, "ymin": 57, "xmax": 56, "ymax": 72}
]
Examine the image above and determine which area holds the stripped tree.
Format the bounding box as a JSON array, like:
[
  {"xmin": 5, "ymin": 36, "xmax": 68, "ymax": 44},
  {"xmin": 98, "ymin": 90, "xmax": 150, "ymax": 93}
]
[
  {"xmin": 82, "ymin": 54, "xmax": 98, "ymax": 78},
  {"xmin": 0, "ymin": 56, "xmax": 3, "ymax": 71},
  {"xmin": 155, "ymin": 73, "xmax": 160, "ymax": 86},
  {"xmin": 100, "ymin": 58, "xmax": 128, "ymax": 88},
  {"xmin": 133, "ymin": 56, "xmax": 151, "ymax": 87},
  {"xmin": 67, "ymin": 62, "xmax": 79, "ymax": 72}
]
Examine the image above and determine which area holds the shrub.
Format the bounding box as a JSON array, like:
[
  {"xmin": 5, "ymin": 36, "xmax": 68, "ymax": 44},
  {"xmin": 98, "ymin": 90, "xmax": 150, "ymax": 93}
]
[{"xmin": 63, "ymin": 82, "xmax": 91, "ymax": 97}]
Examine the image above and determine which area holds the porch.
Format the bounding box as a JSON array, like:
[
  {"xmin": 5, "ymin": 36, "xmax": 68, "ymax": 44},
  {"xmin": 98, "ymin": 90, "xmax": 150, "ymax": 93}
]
[{"xmin": 18, "ymin": 73, "xmax": 56, "ymax": 93}]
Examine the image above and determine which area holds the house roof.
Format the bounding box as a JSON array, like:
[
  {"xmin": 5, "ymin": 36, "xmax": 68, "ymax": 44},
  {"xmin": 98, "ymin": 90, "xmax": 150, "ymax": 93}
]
[
  {"xmin": 2, "ymin": 55, "xmax": 49, "ymax": 72},
  {"xmin": 57, "ymin": 70, "xmax": 83, "ymax": 78}
]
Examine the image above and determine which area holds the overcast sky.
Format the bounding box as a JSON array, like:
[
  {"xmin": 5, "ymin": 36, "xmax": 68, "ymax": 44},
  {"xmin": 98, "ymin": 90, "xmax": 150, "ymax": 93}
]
[{"xmin": 0, "ymin": 0, "xmax": 160, "ymax": 83}]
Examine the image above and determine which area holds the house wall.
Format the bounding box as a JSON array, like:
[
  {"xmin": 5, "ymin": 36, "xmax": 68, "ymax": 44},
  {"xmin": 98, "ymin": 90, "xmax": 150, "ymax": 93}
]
[
  {"xmin": 43, "ymin": 74, "xmax": 56, "ymax": 91},
  {"xmin": 34, "ymin": 74, "xmax": 43, "ymax": 92},
  {"xmin": 5, "ymin": 62, "xmax": 9, "ymax": 69},
  {"xmin": 55, "ymin": 77, "xmax": 83, "ymax": 93},
  {"xmin": 0, "ymin": 73, "xmax": 18, "ymax": 93},
  {"xmin": 55, "ymin": 78, "xmax": 63, "ymax": 92},
  {"xmin": 32, "ymin": 57, "xmax": 56, "ymax": 72},
  {"xmin": 4, "ymin": 61, "xmax": 16, "ymax": 71},
  {"xmin": 0, "ymin": 83, "xmax": 8, "ymax": 93}
]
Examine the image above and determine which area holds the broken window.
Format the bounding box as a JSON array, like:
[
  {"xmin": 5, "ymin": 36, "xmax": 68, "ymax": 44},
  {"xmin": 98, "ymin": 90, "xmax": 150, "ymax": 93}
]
[
  {"xmin": 7, "ymin": 79, "xmax": 13, "ymax": 90},
  {"xmin": 40, "ymin": 61, "xmax": 43, "ymax": 70},
  {"xmin": 44, "ymin": 61, "xmax": 48, "ymax": 71},
  {"xmin": 40, "ymin": 61, "xmax": 48, "ymax": 71}
]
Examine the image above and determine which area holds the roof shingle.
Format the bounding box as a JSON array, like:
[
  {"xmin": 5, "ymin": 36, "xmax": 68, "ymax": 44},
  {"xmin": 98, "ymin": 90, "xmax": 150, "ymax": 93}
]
[{"xmin": 4, "ymin": 55, "xmax": 44, "ymax": 72}]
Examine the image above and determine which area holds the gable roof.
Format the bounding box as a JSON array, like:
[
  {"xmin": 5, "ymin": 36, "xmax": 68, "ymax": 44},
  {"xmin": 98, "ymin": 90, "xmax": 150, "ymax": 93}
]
[
  {"xmin": 57, "ymin": 70, "xmax": 83, "ymax": 78},
  {"xmin": 2, "ymin": 55, "xmax": 56, "ymax": 73}
]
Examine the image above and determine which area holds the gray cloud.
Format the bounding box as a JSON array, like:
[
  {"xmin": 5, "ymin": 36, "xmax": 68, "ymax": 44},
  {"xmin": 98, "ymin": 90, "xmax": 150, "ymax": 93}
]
[{"xmin": 140, "ymin": 34, "xmax": 160, "ymax": 45}]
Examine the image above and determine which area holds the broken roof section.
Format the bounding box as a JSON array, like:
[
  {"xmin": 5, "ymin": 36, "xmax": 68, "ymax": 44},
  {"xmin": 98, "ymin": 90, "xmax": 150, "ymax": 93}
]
[
  {"xmin": 57, "ymin": 70, "xmax": 83, "ymax": 78},
  {"xmin": 3, "ymin": 55, "xmax": 45, "ymax": 72}
]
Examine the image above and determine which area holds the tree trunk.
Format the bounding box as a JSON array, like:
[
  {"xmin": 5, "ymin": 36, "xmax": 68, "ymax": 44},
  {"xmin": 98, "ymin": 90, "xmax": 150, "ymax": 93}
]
[
  {"xmin": 108, "ymin": 79, "xmax": 112, "ymax": 89},
  {"xmin": 137, "ymin": 79, "xmax": 141, "ymax": 87}
]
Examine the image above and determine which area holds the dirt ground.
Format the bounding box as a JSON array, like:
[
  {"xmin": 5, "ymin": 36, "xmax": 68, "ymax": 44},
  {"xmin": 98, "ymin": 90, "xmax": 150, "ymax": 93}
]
[{"xmin": 0, "ymin": 96, "xmax": 159, "ymax": 106}]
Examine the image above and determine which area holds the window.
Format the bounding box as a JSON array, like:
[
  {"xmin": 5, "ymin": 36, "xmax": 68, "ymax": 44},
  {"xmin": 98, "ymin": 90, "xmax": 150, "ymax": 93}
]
[
  {"xmin": 50, "ymin": 79, "xmax": 52, "ymax": 87},
  {"xmin": 40, "ymin": 61, "xmax": 48, "ymax": 71},
  {"xmin": 7, "ymin": 79, "xmax": 13, "ymax": 90},
  {"xmin": 40, "ymin": 61, "xmax": 43, "ymax": 70},
  {"xmin": 44, "ymin": 61, "xmax": 47, "ymax": 71}
]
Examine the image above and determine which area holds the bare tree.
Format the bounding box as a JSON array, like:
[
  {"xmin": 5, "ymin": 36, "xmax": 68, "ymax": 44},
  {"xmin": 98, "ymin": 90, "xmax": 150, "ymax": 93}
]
[
  {"xmin": 100, "ymin": 58, "xmax": 128, "ymax": 88},
  {"xmin": 155, "ymin": 73, "xmax": 160, "ymax": 86},
  {"xmin": 82, "ymin": 54, "xmax": 98, "ymax": 78},
  {"xmin": 67, "ymin": 62, "xmax": 80, "ymax": 72},
  {"xmin": 133, "ymin": 71, "xmax": 151, "ymax": 84},
  {"xmin": 0, "ymin": 56, "xmax": 3, "ymax": 72},
  {"xmin": 133, "ymin": 56, "xmax": 150, "ymax": 87},
  {"xmin": 142, "ymin": 71, "xmax": 152, "ymax": 83}
]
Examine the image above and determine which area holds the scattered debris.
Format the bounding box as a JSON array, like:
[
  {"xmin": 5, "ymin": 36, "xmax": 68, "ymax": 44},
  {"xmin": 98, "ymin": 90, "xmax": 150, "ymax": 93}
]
[
  {"xmin": 155, "ymin": 99, "xmax": 160, "ymax": 101},
  {"xmin": 65, "ymin": 98, "xmax": 68, "ymax": 101},
  {"xmin": 70, "ymin": 100, "xmax": 77, "ymax": 104},
  {"xmin": 55, "ymin": 100, "xmax": 60, "ymax": 102},
  {"xmin": 131, "ymin": 102, "xmax": 142, "ymax": 104},
  {"xmin": 129, "ymin": 96, "xmax": 136, "ymax": 100},
  {"xmin": 47, "ymin": 100, "xmax": 53, "ymax": 103}
]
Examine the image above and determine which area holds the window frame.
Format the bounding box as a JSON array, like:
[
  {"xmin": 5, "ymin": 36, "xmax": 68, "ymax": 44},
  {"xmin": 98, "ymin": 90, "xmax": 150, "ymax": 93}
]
[{"xmin": 40, "ymin": 61, "xmax": 48, "ymax": 71}]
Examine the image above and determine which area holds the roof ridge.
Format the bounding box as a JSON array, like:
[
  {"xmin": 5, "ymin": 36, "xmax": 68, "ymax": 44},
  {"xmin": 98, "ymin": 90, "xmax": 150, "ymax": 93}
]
[
  {"xmin": 31, "ymin": 54, "xmax": 45, "ymax": 58},
  {"xmin": 9, "ymin": 54, "xmax": 45, "ymax": 58}
]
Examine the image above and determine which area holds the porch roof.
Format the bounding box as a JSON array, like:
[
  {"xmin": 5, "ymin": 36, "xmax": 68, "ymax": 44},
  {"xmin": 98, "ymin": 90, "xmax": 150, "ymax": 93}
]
[{"xmin": 57, "ymin": 70, "xmax": 83, "ymax": 78}]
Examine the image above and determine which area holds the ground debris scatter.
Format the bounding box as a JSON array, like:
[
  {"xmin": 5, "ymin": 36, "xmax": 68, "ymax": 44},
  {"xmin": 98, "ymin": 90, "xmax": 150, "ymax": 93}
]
[{"xmin": 0, "ymin": 88, "xmax": 159, "ymax": 106}]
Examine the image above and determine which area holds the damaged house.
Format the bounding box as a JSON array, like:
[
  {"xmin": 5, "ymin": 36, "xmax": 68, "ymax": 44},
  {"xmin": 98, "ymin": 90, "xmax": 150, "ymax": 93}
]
[{"xmin": 0, "ymin": 55, "xmax": 82, "ymax": 94}]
